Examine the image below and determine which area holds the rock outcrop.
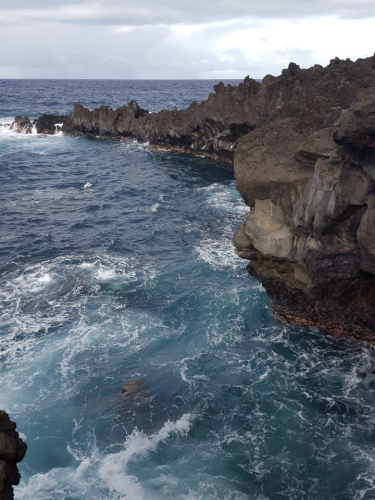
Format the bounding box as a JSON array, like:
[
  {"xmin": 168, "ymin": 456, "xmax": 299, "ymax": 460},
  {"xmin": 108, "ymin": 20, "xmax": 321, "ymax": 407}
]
[
  {"xmin": 61, "ymin": 83, "xmax": 259, "ymax": 161},
  {"xmin": 10, "ymin": 55, "xmax": 375, "ymax": 339},
  {"xmin": 35, "ymin": 114, "xmax": 65, "ymax": 135},
  {"xmin": 10, "ymin": 116, "xmax": 33, "ymax": 134},
  {"xmin": 13, "ymin": 79, "xmax": 260, "ymax": 161},
  {"xmin": 0, "ymin": 411, "xmax": 27, "ymax": 500},
  {"xmin": 233, "ymin": 57, "xmax": 375, "ymax": 340}
]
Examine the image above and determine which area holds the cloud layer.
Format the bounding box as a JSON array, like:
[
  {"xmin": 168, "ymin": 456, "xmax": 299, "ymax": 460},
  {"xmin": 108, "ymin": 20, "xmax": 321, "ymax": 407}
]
[{"xmin": 0, "ymin": 1, "xmax": 374, "ymax": 78}]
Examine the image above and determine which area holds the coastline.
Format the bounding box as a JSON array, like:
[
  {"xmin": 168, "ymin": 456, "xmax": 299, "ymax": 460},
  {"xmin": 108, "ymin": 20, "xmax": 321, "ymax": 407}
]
[{"xmin": 6, "ymin": 54, "xmax": 375, "ymax": 340}]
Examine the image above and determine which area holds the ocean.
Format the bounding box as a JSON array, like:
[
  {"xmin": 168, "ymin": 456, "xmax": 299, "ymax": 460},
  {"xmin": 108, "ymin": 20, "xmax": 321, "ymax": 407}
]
[{"xmin": 1, "ymin": 79, "xmax": 375, "ymax": 500}]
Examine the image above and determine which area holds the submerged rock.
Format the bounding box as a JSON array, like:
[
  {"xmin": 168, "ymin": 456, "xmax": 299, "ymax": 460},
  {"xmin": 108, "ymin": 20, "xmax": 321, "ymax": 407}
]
[
  {"xmin": 120, "ymin": 380, "xmax": 145, "ymax": 397},
  {"xmin": 0, "ymin": 411, "xmax": 27, "ymax": 500}
]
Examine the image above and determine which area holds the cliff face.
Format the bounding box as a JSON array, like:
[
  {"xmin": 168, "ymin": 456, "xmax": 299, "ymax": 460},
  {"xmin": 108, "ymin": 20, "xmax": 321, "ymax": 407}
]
[
  {"xmin": 233, "ymin": 57, "xmax": 375, "ymax": 340},
  {"xmin": 0, "ymin": 412, "xmax": 27, "ymax": 500},
  {"xmin": 11, "ymin": 55, "xmax": 375, "ymax": 339}
]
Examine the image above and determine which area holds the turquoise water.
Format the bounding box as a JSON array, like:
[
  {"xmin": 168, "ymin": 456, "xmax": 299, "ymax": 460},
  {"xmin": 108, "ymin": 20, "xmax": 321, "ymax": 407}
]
[{"xmin": 1, "ymin": 81, "xmax": 375, "ymax": 500}]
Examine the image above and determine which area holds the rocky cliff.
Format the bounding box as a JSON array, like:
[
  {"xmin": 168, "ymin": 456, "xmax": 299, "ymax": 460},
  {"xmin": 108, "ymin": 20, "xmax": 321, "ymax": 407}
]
[
  {"xmin": 11, "ymin": 55, "xmax": 375, "ymax": 339},
  {"xmin": 0, "ymin": 412, "xmax": 27, "ymax": 500},
  {"xmin": 233, "ymin": 56, "xmax": 375, "ymax": 340}
]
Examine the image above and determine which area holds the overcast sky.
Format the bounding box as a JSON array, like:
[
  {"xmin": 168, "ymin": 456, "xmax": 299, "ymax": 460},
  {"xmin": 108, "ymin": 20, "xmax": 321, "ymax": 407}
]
[{"xmin": 1, "ymin": 0, "xmax": 374, "ymax": 79}]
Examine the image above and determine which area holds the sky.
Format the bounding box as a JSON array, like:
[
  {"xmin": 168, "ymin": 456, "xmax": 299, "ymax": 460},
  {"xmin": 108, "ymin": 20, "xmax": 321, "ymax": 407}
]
[{"xmin": 0, "ymin": 0, "xmax": 374, "ymax": 79}]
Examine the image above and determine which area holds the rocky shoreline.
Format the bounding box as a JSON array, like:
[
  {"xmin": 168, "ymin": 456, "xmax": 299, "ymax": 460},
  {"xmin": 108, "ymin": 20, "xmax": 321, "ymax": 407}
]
[
  {"xmin": 9, "ymin": 54, "xmax": 375, "ymax": 340},
  {"xmin": 0, "ymin": 412, "xmax": 26, "ymax": 500}
]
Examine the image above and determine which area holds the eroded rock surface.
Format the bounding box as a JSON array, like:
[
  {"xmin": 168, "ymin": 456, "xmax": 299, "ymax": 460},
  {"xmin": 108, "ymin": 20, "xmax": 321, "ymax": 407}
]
[
  {"xmin": 0, "ymin": 411, "xmax": 27, "ymax": 500},
  {"xmin": 233, "ymin": 57, "xmax": 375, "ymax": 339},
  {"xmin": 62, "ymin": 82, "xmax": 261, "ymax": 161},
  {"xmin": 10, "ymin": 116, "xmax": 32, "ymax": 134}
]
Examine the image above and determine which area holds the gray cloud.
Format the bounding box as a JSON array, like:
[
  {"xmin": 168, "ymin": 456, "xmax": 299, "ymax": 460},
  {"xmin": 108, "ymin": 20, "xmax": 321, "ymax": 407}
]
[
  {"xmin": 1, "ymin": 0, "xmax": 375, "ymax": 26},
  {"xmin": 0, "ymin": 1, "xmax": 374, "ymax": 78}
]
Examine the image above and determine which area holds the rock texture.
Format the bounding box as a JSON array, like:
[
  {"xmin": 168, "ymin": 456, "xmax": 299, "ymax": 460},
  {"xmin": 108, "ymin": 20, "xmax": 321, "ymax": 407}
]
[
  {"xmin": 61, "ymin": 83, "xmax": 259, "ymax": 161},
  {"xmin": 10, "ymin": 116, "xmax": 33, "ymax": 134},
  {"xmin": 233, "ymin": 56, "xmax": 375, "ymax": 340},
  {"xmin": 0, "ymin": 411, "xmax": 27, "ymax": 500},
  {"xmin": 11, "ymin": 55, "xmax": 375, "ymax": 339}
]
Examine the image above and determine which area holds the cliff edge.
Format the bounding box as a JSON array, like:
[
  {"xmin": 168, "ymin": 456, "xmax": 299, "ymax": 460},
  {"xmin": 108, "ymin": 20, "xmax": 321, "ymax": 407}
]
[
  {"xmin": 0, "ymin": 411, "xmax": 27, "ymax": 500},
  {"xmin": 233, "ymin": 56, "xmax": 375, "ymax": 340}
]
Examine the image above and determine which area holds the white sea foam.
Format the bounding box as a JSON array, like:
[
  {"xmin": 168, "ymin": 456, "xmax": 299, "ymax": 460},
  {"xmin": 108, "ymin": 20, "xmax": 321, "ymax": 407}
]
[
  {"xmin": 198, "ymin": 182, "xmax": 248, "ymax": 216},
  {"xmin": 0, "ymin": 117, "xmax": 15, "ymax": 135},
  {"xmin": 99, "ymin": 413, "xmax": 194, "ymax": 499},
  {"xmin": 151, "ymin": 194, "xmax": 165, "ymax": 212},
  {"xmin": 195, "ymin": 236, "xmax": 242, "ymax": 270},
  {"xmin": 0, "ymin": 117, "xmax": 39, "ymax": 137},
  {"xmin": 16, "ymin": 414, "xmax": 194, "ymax": 500},
  {"xmin": 0, "ymin": 251, "xmax": 160, "ymax": 406}
]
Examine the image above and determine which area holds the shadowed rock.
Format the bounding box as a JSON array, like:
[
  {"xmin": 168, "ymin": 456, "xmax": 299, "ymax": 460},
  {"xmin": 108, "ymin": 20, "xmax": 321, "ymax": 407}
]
[
  {"xmin": 10, "ymin": 117, "xmax": 32, "ymax": 134},
  {"xmin": 35, "ymin": 114, "xmax": 67, "ymax": 134},
  {"xmin": 22, "ymin": 78, "xmax": 261, "ymax": 162},
  {"xmin": 0, "ymin": 411, "xmax": 27, "ymax": 500},
  {"xmin": 233, "ymin": 56, "xmax": 375, "ymax": 340}
]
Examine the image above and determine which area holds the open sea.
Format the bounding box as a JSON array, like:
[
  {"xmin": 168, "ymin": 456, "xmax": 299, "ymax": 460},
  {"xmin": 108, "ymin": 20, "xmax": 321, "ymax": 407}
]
[{"xmin": 1, "ymin": 79, "xmax": 375, "ymax": 500}]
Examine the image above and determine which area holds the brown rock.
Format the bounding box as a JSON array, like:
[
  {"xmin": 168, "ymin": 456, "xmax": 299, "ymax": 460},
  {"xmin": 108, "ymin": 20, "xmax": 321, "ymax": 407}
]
[
  {"xmin": 233, "ymin": 55, "xmax": 375, "ymax": 339},
  {"xmin": 120, "ymin": 380, "xmax": 146, "ymax": 397}
]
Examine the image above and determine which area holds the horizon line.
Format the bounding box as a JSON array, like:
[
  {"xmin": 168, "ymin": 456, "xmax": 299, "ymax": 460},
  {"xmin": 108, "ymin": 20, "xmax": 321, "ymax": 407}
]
[{"xmin": 0, "ymin": 77, "xmax": 257, "ymax": 81}]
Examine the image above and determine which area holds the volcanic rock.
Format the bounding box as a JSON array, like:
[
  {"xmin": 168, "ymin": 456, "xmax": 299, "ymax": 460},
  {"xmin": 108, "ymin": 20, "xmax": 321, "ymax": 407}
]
[
  {"xmin": 233, "ymin": 56, "xmax": 375, "ymax": 339},
  {"xmin": 34, "ymin": 114, "xmax": 67, "ymax": 134},
  {"xmin": 0, "ymin": 411, "xmax": 27, "ymax": 500},
  {"xmin": 10, "ymin": 117, "xmax": 32, "ymax": 134}
]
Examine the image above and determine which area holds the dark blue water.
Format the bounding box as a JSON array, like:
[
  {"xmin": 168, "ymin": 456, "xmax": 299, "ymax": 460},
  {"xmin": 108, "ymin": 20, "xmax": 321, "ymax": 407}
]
[{"xmin": 1, "ymin": 80, "xmax": 375, "ymax": 500}]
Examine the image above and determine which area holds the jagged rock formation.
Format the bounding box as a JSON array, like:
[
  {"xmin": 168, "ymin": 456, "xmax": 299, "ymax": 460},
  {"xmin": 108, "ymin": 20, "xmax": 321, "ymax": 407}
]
[
  {"xmin": 0, "ymin": 411, "xmax": 27, "ymax": 500},
  {"xmin": 10, "ymin": 116, "xmax": 33, "ymax": 134},
  {"xmin": 18, "ymin": 79, "xmax": 261, "ymax": 161},
  {"xmin": 233, "ymin": 56, "xmax": 375, "ymax": 340},
  {"xmin": 11, "ymin": 55, "xmax": 375, "ymax": 339},
  {"xmin": 35, "ymin": 114, "xmax": 64, "ymax": 135},
  {"xmin": 61, "ymin": 82, "xmax": 259, "ymax": 161}
]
